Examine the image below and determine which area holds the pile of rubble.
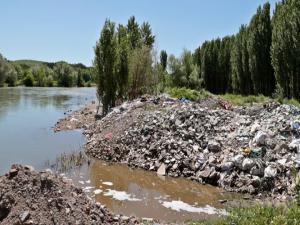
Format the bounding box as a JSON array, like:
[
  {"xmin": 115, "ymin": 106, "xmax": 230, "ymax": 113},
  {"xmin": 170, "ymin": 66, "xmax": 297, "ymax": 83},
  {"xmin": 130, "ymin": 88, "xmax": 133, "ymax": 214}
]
[
  {"xmin": 0, "ymin": 165, "xmax": 138, "ymax": 225},
  {"xmin": 83, "ymin": 96, "xmax": 300, "ymax": 199}
]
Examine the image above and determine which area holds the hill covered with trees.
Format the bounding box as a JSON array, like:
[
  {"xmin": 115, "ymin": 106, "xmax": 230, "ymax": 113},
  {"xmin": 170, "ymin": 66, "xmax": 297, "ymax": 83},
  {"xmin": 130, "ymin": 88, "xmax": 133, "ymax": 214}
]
[{"xmin": 0, "ymin": 56, "xmax": 95, "ymax": 87}]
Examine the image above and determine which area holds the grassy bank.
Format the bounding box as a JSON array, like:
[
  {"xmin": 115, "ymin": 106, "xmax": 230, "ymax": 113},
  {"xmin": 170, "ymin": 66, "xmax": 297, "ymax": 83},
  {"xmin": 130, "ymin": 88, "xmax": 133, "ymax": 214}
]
[
  {"xmin": 166, "ymin": 87, "xmax": 300, "ymax": 108},
  {"xmin": 186, "ymin": 202, "xmax": 300, "ymax": 225}
]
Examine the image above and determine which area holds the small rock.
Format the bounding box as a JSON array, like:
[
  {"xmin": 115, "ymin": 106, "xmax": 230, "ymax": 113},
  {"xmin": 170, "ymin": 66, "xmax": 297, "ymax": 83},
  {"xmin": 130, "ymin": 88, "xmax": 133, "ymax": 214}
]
[
  {"xmin": 242, "ymin": 158, "xmax": 255, "ymax": 171},
  {"xmin": 253, "ymin": 131, "xmax": 268, "ymax": 146},
  {"xmin": 157, "ymin": 163, "xmax": 166, "ymax": 176},
  {"xmin": 20, "ymin": 211, "xmax": 30, "ymax": 222},
  {"xmin": 8, "ymin": 168, "xmax": 18, "ymax": 178},
  {"xmin": 264, "ymin": 165, "xmax": 277, "ymax": 178},
  {"xmin": 207, "ymin": 141, "xmax": 221, "ymax": 152},
  {"xmin": 220, "ymin": 162, "xmax": 234, "ymax": 172},
  {"xmin": 218, "ymin": 199, "xmax": 227, "ymax": 204}
]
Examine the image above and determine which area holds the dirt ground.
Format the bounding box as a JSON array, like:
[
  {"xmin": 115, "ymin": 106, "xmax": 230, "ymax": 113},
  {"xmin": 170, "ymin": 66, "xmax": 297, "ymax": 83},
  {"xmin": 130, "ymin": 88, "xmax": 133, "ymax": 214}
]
[{"xmin": 0, "ymin": 165, "xmax": 139, "ymax": 225}]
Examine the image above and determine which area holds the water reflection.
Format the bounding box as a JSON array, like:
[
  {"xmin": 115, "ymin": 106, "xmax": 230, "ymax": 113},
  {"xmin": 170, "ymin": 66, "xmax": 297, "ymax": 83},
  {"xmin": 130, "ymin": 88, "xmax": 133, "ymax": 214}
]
[
  {"xmin": 0, "ymin": 87, "xmax": 96, "ymax": 174},
  {"xmin": 70, "ymin": 160, "xmax": 240, "ymax": 223}
]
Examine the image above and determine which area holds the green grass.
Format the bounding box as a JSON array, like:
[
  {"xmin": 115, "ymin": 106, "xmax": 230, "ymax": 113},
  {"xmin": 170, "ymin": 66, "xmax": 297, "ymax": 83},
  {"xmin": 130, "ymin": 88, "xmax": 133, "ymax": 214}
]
[
  {"xmin": 185, "ymin": 202, "xmax": 300, "ymax": 225},
  {"xmin": 165, "ymin": 87, "xmax": 300, "ymax": 109},
  {"xmin": 166, "ymin": 87, "xmax": 211, "ymax": 101},
  {"xmin": 219, "ymin": 93, "xmax": 270, "ymax": 106},
  {"xmin": 281, "ymin": 98, "xmax": 300, "ymax": 108}
]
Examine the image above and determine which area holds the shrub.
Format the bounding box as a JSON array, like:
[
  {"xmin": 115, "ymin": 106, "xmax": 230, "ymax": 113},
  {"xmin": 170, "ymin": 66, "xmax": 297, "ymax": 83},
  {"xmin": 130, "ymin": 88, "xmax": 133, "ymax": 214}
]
[
  {"xmin": 23, "ymin": 72, "xmax": 35, "ymax": 87},
  {"xmin": 166, "ymin": 87, "xmax": 211, "ymax": 101},
  {"xmin": 220, "ymin": 94, "xmax": 270, "ymax": 105}
]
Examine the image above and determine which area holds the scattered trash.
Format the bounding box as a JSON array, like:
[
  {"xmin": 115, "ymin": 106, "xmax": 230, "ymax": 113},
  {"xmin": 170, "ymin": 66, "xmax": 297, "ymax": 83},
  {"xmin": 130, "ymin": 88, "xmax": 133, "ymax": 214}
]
[
  {"xmin": 179, "ymin": 97, "xmax": 191, "ymax": 103},
  {"xmin": 291, "ymin": 120, "xmax": 300, "ymax": 130},
  {"xmin": 249, "ymin": 147, "xmax": 266, "ymax": 158},
  {"xmin": 264, "ymin": 165, "xmax": 277, "ymax": 178},
  {"xmin": 253, "ymin": 131, "xmax": 268, "ymax": 146},
  {"xmin": 59, "ymin": 94, "xmax": 300, "ymax": 197}
]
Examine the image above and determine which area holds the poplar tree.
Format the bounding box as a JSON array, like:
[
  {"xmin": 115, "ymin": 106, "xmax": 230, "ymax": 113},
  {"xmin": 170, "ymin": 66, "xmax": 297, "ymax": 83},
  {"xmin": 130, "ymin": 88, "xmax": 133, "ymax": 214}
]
[
  {"xmin": 94, "ymin": 19, "xmax": 117, "ymax": 115},
  {"xmin": 160, "ymin": 50, "xmax": 168, "ymax": 72},
  {"xmin": 116, "ymin": 24, "xmax": 129, "ymax": 99},
  {"xmin": 140, "ymin": 22, "xmax": 155, "ymax": 48},
  {"xmin": 127, "ymin": 16, "xmax": 141, "ymax": 49},
  {"xmin": 271, "ymin": 0, "xmax": 300, "ymax": 99},
  {"xmin": 231, "ymin": 25, "xmax": 253, "ymax": 95},
  {"xmin": 247, "ymin": 3, "xmax": 274, "ymax": 95}
]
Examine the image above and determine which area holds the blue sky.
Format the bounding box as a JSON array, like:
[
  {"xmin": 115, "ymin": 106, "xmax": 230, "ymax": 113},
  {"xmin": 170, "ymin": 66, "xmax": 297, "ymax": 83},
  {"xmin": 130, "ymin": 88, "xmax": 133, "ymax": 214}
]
[{"xmin": 0, "ymin": 0, "xmax": 279, "ymax": 66}]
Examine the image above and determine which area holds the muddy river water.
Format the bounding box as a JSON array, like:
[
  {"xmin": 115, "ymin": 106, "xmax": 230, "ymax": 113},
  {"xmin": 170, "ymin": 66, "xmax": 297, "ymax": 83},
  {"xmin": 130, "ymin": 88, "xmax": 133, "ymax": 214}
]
[{"xmin": 0, "ymin": 87, "xmax": 240, "ymax": 223}]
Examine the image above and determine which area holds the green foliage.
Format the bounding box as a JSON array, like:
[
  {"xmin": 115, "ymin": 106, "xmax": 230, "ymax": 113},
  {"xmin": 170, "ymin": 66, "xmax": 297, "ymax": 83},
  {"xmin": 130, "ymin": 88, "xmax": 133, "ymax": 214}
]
[
  {"xmin": 231, "ymin": 25, "xmax": 253, "ymax": 95},
  {"xmin": 23, "ymin": 71, "xmax": 35, "ymax": 87},
  {"xmin": 128, "ymin": 45, "xmax": 155, "ymax": 99},
  {"xmin": 94, "ymin": 19, "xmax": 117, "ymax": 115},
  {"xmin": 247, "ymin": 2, "xmax": 275, "ymax": 95},
  {"xmin": 160, "ymin": 50, "xmax": 168, "ymax": 72},
  {"xmin": 168, "ymin": 50, "xmax": 202, "ymax": 90},
  {"xmin": 166, "ymin": 87, "xmax": 211, "ymax": 101},
  {"xmin": 45, "ymin": 75, "xmax": 54, "ymax": 87},
  {"xmin": 5, "ymin": 69, "xmax": 17, "ymax": 87},
  {"xmin": 94, "ymin": 16, "xmax": 157, "ymax": 114},
  {"xmin": 140, "ymin": 22, "xmax": 155, "ymax": 48},
  {"xmin": 116, "ymin": 24, "xmax": 129, "ymax": 99},
  {"xmin": 127, "ymin": 16, "xmax": 141, "ymax": 49},
  {"xmin": 54, "ymin": 63, "xmax": 76, "ymax": 87},
  {"xmin": 77, "ymin": 70, "xmax": 85, "ymax": 87},
  {"xmin": 200, "ymin": 36, "xmax": 234, "ymax": 94},
  {"xmin": 220, "ymin": 93, "xmax": 270, "ymax": 105},
  {"xmin": 34, "ymin": 68, "xmax": 46, "ymax": 87},
  {"xmin": 5, "ymin": 58, "xmax": 94, "ymax": 87},
  {"xmin": 186, "ymin": 202, "xmax": 300, "ymax": 225},
  {"xmin": 271, "ymin": 0, "xmax": 300, "ymax": 100},
  {"xmin": 282, "ymin": 98, "xmax": 300, "ymax": 108},
  {"xmin": 0, "ymin": 55, "xmax": 10, "ymax": 87}
]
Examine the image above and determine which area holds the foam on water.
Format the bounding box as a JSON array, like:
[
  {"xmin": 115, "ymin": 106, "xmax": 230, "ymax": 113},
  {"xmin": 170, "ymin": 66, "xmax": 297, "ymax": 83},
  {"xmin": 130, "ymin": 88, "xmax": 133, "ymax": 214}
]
[
  {"xmin": 103, "ymin": 189, "xmax": 141, "ymax": 201},
  {"xmin": 102, "ymin": 181, "xmax": 113, "ymax": 186},
  {"xmin": 161, "ymin": 200, "xmax": 227, "ymax": 215}
]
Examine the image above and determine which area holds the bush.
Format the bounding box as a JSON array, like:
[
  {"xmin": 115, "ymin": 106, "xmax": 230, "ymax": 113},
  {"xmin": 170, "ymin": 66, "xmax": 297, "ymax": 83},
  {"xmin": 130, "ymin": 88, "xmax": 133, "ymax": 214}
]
[
  {"xmin": 220, "ymin": 94, "xmax": 270, "ymax": 105},
  {"xmin": 282, "ymin": 98, "xmax": 300, "ymax": 108},
  {"xmin": 6, "ymin": 71, "xmax": 17, "ymax": 86},
  {"xmin": 166, "ymin": 87, "xmax": 211, "ymax": 101},
  {"xmin": 23, "ymin": 72, "xmax": 35, "ymax": 87},
  {"xmin": 45, "ymin": 75, "xmax": 54, "ymax": 87}
]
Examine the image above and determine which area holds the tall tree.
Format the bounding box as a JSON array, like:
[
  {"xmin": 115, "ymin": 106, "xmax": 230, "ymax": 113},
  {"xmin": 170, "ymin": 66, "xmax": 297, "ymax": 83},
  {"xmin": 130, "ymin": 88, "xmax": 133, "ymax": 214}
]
[
  {"xmin": 231, "ymin": 25, "xmax": 253, "ymax": 95},
  {"xmin": 54, "ymin": 63, "xmax": 75, "ymax": 87},
  {"xmin": 0, "ymin": 55, "xmax": 10, "ymax": 87},
  {"xmin": 116, "ymin": 24, "xmax": 129, "ymax": 99},
  {"xmin": 128, "ymin": 46, "xmax": 154, "ymax": 99},
  {"xmin": 160, "ymin": 50, "xmax": 168, "ymax": 72},
  {"xmin": 247, "ymin": 2, "xmax": 275, "ymax": 95},
  {"xmin": 271, "ymin": 0, "xmax": 300, "ymax": 99},
  {"xmin": 127, "ymin": 16, "xmax": 141, "ymax": 49},
  {"xmin": 140, "ymin": 22, "xmax": 155, "ymax": 48},
  {"xmin": 94, "ymin": 19, "xmax": 117, "ymax": 115}
]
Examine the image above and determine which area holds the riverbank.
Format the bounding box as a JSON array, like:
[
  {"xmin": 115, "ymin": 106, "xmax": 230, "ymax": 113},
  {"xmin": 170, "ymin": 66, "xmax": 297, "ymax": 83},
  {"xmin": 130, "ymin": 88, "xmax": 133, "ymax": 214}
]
[
  {"xmin": 0, "ymin": 165, "xmax": 139, "ymax": 225},
  {"xmin": 55, "ymin": 94, "xmax": 300, "ymax": 201}
]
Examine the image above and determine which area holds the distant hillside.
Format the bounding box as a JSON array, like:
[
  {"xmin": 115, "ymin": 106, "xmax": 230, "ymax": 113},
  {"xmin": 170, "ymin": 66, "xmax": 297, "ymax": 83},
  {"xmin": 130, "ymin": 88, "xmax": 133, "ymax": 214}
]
[
  {"xmin": 0, "ymin": 56, "xmax": 95, "ymax": 87},
  {"xmin": 10, "ymin": 59, "xmax": 90, "ymax": 70}
]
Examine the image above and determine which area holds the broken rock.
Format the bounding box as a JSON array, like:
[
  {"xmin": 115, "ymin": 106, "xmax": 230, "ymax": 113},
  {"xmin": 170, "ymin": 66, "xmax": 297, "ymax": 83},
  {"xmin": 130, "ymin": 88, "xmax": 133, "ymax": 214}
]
[
  {"xmin": 264, "ymin": 165, "xmax": 277, "ymax": 178},
  {"xmin": 157, "ymin": 163, "xmax": 166, "ymax": 176},
  {"xmin": 207, "ymin": 141, "xmax": 221, "ymax": 152}
]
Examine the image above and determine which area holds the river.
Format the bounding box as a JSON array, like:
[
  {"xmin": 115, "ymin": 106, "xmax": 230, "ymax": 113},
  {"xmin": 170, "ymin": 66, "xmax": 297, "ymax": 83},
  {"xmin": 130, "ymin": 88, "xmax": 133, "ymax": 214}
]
[{"xmin": 0, "ymin": 87, "xmax": 240, "ymax": 223}]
